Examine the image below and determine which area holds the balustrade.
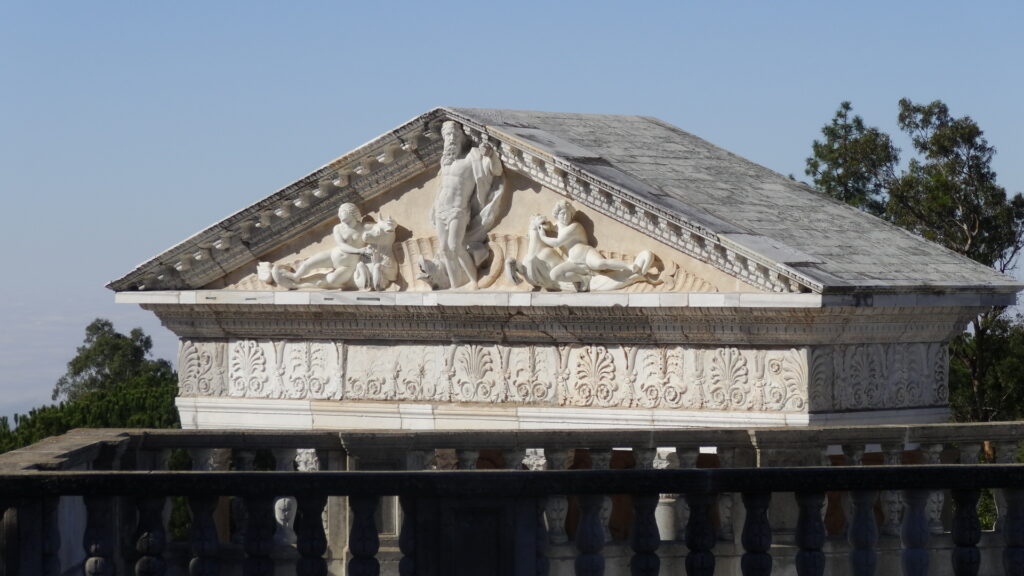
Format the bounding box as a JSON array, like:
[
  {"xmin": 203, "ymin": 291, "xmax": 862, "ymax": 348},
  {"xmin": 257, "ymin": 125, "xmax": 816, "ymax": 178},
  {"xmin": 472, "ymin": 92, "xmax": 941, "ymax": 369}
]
[{"xmin": 0, "ymin": 425, "xmax": 1023, "ymax": 576}]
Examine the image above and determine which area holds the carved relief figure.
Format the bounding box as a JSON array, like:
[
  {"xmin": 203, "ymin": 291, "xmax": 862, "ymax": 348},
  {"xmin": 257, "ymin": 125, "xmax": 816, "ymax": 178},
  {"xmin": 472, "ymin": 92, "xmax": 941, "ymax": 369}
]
[
  {"xmin": 258, "ymin": 202, "xmax": 397, "ymax": 291},
  {"xmin": 508, "ymin": 200, "xmax": 657, "ymax": 292},
  {"xmin": 423, "ymin": 120, "xmax": 506, "ymax": 289}
]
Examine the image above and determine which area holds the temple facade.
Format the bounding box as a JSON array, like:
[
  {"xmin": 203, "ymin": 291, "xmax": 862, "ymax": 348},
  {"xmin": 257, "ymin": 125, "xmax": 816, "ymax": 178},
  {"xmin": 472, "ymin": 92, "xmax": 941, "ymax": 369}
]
[
  {"xmin": 96, "ymin": 108, "xmax": 1024, "ymax": 575},
  {"xmin": 110, "ymin": 107, "xmax": 1019, "ymax": 433}
]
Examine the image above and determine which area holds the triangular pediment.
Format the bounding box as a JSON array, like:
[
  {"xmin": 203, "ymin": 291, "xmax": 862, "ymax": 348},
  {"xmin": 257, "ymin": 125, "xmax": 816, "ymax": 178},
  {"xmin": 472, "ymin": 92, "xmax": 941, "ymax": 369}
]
[
  {"xmin": 109, "ymin": 107, "xmax": 1022, "ymax": 298},
  {"xmin": 210, "ymin": 167, "xmax": 748, "ymax": 293}
]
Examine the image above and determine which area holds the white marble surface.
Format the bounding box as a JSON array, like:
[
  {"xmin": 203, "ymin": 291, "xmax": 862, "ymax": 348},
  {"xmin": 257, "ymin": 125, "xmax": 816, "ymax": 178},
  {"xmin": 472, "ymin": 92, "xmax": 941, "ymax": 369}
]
[{"xmin": 176, "ymin": 397, "xmax": 948, "ymax": 431}]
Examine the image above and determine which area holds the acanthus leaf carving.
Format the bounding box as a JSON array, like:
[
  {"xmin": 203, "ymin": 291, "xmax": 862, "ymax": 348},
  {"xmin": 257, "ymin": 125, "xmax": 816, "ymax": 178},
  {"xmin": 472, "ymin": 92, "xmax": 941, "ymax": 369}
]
[
  {"xmin": 708, "ymin": 347, "xmax": 748, "ymax": 410},
  {"xmin": 452, "ymin": 344, "xmax": 503, "ymax": 403},
  {"xmin": 764, "ymin": 349, "xmax": 808, "ymax": 411},
  {"xmin": 808, "ymin": 346, "xmax": 834, "ymax": 412},
  {"xmin": 283, "ymin": 342, "xmax": 333, "ymax": 400},
  {"xmin": 187, "ymin": 339, "xmax": 949, "ymax": 414},
  {"xmin": 635, "ymin": 347, "xmax": 666, "ymax": 409},
  {"xmin": 508, "ymin": 345, "xmax": 555, "ymax": 404},
  {"xmin": 930, "ymin": 343, "xmax": 948, "ymax": 403},
  {"xmin": 178, "ymin": 340, "xmax": 226, "ymax": 397},
  {"xmin": 230, "ymin": 340, "xmax": 271, "ymax": 398},
  {"xmin": 568, "ymin": 345, "xmax": 619, "ymax": 407}
]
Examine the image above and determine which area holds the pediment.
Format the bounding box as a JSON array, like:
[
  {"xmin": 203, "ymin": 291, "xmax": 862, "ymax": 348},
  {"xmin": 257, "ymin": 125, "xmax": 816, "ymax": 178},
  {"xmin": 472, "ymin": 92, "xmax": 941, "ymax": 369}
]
[
  {"xmin": 211, "ymin": 167, "xmax": 750, "ymax": 294},
  {"xmin": 109, "ymin": 107, "xmax": 1022, "ymax": 299}
]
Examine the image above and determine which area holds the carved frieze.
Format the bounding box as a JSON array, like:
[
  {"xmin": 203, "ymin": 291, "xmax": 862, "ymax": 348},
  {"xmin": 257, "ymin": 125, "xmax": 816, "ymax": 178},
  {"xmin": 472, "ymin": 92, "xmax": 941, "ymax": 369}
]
[
  {"xmin": 179, "ymin": 338, "xmax": 950, "ymax": 414},
  {"xmin": 806, "ymin": 342, "xmax": 948, "ymax": 412}
]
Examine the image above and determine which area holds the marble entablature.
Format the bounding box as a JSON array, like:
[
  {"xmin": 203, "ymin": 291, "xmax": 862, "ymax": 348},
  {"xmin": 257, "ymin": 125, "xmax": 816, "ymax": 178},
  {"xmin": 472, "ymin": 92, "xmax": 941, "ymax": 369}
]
[
  {"xmin": 178, "ymin": 338, "xmax": 948, "ymax": 415},
  {"xmin": 110, "ymin": 107, "xmax": 1024, "ymax": 430}
]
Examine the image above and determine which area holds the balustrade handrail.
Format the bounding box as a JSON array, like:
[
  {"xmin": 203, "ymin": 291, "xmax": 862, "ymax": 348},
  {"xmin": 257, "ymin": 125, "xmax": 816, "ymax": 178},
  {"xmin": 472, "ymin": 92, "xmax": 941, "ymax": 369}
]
[{"xmin": 2, "ymin": 465, "xmax": 1024, "ymax": 500}]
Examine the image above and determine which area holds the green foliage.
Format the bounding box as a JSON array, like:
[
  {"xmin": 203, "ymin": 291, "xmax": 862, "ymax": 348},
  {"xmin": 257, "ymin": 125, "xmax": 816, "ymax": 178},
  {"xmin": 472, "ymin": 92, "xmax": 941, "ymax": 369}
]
[
  {"xmin": 949, "ymin": 314, "xmax": 1024, "ymax": 422},
  {"xmin": 52, "ymin": 318, "xmax": 171, "ymax": 402},
  {"xmin": 807, "ymin": 100, "xmax": 1024, "ymax": 423},
  {"xmin": 889, "ymin": 99, "xmax": 1024, "ymax": 271},
  {"xmin": 0, "ymin": 319, "xmax": 179, "ymax": 453},
  {"xmin": 805, "ymin": 101, "xmax": 898, "ymax": 216}
]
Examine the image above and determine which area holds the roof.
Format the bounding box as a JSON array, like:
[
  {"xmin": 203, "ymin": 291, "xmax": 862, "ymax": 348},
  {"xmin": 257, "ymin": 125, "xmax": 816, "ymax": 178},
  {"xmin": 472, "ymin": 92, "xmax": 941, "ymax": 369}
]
[{"xmin": 108, "ymin": 107, "xmax": 1022, "ymax": 296}]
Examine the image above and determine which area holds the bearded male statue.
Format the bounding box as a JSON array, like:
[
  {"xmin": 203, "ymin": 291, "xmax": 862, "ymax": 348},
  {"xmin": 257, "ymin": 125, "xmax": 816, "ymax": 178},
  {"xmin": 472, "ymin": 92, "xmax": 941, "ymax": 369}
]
[{"xmin": 429, "ymin": 120, "xmax": 506, "ymax": 289}]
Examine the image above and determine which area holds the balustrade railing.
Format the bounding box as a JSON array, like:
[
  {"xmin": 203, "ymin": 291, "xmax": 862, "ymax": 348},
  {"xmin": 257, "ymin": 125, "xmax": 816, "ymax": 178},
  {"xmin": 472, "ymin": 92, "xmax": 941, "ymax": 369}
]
[{"xmin": 0, "ymin": 424, "xmax": 1022, "ymax": 576}]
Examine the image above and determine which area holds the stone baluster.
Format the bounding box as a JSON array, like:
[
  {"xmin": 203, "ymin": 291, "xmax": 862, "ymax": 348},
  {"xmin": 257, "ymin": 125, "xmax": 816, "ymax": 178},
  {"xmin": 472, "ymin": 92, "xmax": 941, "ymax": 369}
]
[
  {"xmin": 631, "ymin": 492, "xmax": 660, "ymax": 576},
  {"xmin": 399, "ymin": 491, "xmax": 415, "ymax": 573},
  {"xmin": 40, "ymin": 496, "xmax": 60, "ymax": 576},
  {"xmin": 399, "ymin": 450, "xmax": 429, "ymax": 576},
  {"xmin": 741, "ymin": 492, "xmax": 772, "ymax": 576},
  {"xmin": 7, "ymin": 498, "xmax": 44, "ymax": 575},
  {"xmin": 880, "ymin": 442, "xmax": 904, "ymax": 537},
  {"xmin": 271, "ymin": 448, "xmax": 297, "ymax": 546},
  {"xmin": 294, "ymin": 446, "xmax": 329, "ymax": 569},
  {"xmin": 1005, "ymin": 488, "xmax": 1024, "ymax": 576},
  {"xmin": 922, "ymin": 444, "xmax": 946, "ymax": 534},
  {"xmin": 245, "ymin": 493, "xmax": 278, "ymax": 575},
  {"xmin": 348, "ymin": 495, "xmax": 380, "ymax": 576},
  {"xmin": 841, "ymin": 444, "xmax": 865, "ymax": 539},
  {"xmin": 684, "ymin": 492, "xmax": 716, "ymax": 576},
  {"xmin": 189, "ymin": 447, "xmax": 229, "ymax": 576},
  {"xmin": 576, "ymin": 493, "xmax": 606, "ymax": 576},
  {"xmin": 795, "ymin": 491, "xmax": 827, "ymax": 576},
  {"xmin": 901, "ymin": 489, "xmax": 930, "ymax": 576},
  {"xmin": 84, "ymin": 496, "xmax": 115, "ymax": 576},
  {"xmin": 994, "ymin": 441, "xmax": 1019, "ymax": 532},
  {"xmin": 405, "ymin": 449, "xmax": 431, "ymax": 472},
  {"xmin": 134, "ymin": 494, "xmax": 167, "ymax": 576},
  {"xmin": 589, "ymin": 449, "xmax": 614, "ymax": 543},
  {"xmin": 544, "ymin": 448, "xmax": 570, "ymax": 544},
  {"xmin": 82, "ymin": 441, "xmax": 125, "ymax": 576},
  {"xmin": 675, "ymin": 446, "xmax": 700, "ymax": 543},
  {"xmin": 630, "ymin": 446, "xmax": 659, "ymax": 576},
  {"xmin": 188, "ymin": 495, "xmax": 219, "ymax": 576},
  {"xmin": 456, "ymin": 449, "xmax": 479, "ymax": 470},
  {"xmin": 950, "ymin": 489, "xmax": 981, "ymax": 576},
  {"xmin": 399, "ymin": 495, "xmax": 416, "ymax": 576},
  {"xmin": 295, "ymin": 494, "xmax": 328, "ymax": 576},
  {"xmin": 848, "ymin": 490, "xmax": 878, "ymax": 576},
  {"xmin": 717, "ymin": 448, "xmax": 737, "ymax": 543},
  {"xmin": 754, "ymin": 438, "xmax": 824, "ymax": 545},
  {"xmin": 231, "ymin": 450, "xmax": 256, "ymax": 545},
  {"xmin": 535, "ymin": 497, "xmax": 550, "ymax": 576},
  {"xmin": 504, "ymin": 448, "xmax": 526, "ymax": 470},
  {"xmin": 0, "ymin": 499, "xmax": 10, "ymax": 572},
  {"xmin": 959, "ymin": 443, "xmax": 982, "ymax": 465},
  {"xmin": 633, "ymin": 448, "xmax": 656, "ymax": 470}
]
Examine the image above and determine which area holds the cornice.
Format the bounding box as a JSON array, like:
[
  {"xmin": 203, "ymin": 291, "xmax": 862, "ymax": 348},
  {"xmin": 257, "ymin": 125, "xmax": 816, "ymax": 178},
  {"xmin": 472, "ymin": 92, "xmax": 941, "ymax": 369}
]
[{"xmin": 139, "ymin": 299, "xmax": 982, "ymax": 346}]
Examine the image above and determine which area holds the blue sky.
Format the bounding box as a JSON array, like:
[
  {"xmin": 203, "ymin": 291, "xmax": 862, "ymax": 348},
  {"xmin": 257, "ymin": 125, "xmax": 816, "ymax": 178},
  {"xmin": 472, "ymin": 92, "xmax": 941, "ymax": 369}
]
[{"xmin": 1, "ymin": 1, "xmax": 1022, "ymax": 419}]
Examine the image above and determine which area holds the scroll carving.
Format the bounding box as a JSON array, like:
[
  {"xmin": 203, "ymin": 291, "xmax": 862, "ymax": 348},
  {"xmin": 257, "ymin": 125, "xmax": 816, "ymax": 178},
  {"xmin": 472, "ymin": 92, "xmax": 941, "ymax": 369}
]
[{"xmin": 179, "ymin": 340, "xmax": 225, "ymax": 397}]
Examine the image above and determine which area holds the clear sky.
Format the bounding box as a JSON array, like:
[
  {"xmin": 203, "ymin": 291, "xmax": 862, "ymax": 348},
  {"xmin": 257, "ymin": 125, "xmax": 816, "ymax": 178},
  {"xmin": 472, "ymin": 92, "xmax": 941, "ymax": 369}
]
[{"xmin": 1, "ymin": 1, "xmax": 1022, "ymax": 420}]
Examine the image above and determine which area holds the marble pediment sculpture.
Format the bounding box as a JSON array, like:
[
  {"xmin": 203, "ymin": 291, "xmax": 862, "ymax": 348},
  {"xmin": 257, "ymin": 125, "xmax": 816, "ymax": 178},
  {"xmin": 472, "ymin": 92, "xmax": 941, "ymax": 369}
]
[{"xmin": 110, "ymin": 107, "xmax": 1022, "ymax": 430}]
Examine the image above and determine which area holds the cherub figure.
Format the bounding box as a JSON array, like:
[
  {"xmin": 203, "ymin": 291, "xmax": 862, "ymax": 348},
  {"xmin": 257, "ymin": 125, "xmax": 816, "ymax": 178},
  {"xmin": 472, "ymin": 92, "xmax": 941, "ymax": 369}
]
[
  {"xmin": 258, "ymin": 203, "xmax": 398, "ymax": 291},
  {"xmin": 508, "ymin": 200, "xmax": 657, "ymax": 292}
]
